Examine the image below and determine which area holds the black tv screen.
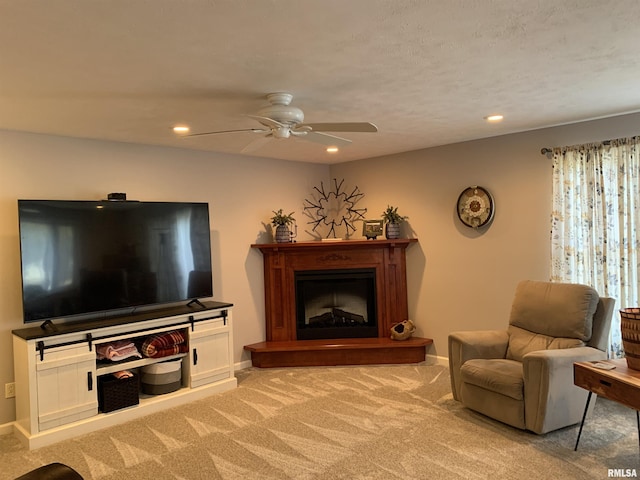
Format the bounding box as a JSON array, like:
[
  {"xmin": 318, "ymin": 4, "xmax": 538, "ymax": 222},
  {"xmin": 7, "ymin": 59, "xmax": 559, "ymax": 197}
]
[{"xmin": 18, "ymin": 200, "xmax": 213, "ymax": 324}]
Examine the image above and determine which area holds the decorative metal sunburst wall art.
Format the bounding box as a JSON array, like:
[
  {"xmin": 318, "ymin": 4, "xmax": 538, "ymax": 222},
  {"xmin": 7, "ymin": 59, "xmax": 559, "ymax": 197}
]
[{"xmin": 304, "ymin": 178, "xmax": 367, "ymax": 239}]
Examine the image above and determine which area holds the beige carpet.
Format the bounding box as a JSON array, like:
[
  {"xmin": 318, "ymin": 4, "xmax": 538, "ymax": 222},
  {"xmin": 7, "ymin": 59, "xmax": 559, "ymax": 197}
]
[{"xmin": 1, "ymin": 364, "xmax": 638, "ymax": 479}]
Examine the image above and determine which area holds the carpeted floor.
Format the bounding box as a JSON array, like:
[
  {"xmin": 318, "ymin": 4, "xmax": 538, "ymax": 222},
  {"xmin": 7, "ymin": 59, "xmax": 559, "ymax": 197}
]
[{"xmin": 1, "ymin": 364, "xmax": 638, "ymax": 479}]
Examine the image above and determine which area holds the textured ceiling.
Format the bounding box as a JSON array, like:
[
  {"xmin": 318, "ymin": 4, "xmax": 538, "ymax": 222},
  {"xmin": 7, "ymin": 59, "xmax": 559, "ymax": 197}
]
[{"xmin": 2, "ymin": 1, "xmax": 640, "ymax": 164}]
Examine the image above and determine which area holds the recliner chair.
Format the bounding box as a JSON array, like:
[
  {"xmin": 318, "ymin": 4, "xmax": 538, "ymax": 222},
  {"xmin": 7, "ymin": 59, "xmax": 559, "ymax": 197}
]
[{"xmin": 448, "ymin": 280, "xmax": 614, "ymax": 434}]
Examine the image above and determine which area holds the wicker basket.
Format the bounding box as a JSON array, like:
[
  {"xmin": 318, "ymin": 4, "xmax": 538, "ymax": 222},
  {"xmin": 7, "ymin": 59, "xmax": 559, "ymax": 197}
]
[
  {"xmin": 98, "ymin": 373, "xmax": 139, "ymax": 413},
  {"xmin": 619, "ymin": 308, "xmax": 640, "ymax": 370}
]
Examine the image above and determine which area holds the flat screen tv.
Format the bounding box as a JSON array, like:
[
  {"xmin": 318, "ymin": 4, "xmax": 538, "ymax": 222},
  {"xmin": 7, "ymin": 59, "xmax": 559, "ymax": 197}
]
[{"xmin": 17, "ymin": 199, "xmax": 213, "ymax": 325}]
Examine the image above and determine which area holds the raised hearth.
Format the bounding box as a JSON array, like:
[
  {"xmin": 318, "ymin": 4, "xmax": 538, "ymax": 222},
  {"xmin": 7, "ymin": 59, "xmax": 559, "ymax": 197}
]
[
  {"xmin": 245, "ymin": 337, "xmax": 432, "ymax": 368},
  {"xmin": 245, "ymin": 239, "xmax": 432, "ymax": 367}
]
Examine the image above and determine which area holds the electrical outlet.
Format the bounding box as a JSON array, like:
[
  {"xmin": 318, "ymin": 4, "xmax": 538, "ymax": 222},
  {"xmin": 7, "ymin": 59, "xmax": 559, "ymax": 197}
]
[{"xmin": 5, "ymin": 383, "xmax": 15, "ymax": 399}]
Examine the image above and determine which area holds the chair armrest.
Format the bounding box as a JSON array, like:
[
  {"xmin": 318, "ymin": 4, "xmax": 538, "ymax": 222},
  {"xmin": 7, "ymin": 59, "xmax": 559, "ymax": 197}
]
[
  {"xmin": 449, "ymin": 330, "xmax": 509, "ymax": 361},
  {"xmin": 522, "ymin": 346, "xmax": 606, "ymax": 434},
  {"xmin": 448, "ymin": 330, "xmax": 509, "ymax": 400}
]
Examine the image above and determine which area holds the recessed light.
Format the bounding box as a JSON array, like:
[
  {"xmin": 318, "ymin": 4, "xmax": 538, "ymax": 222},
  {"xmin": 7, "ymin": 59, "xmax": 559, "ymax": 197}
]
[
  {"xmin": 326, "ymin": 146, "xmax": 339, "ymax": 153},
  {"xmin": 173, "ymin": 125, "xmax": 190, "ymax": 134},
  {"xmin": 484, "ymin": 114, "xmax": 504, "ymax": 122}
]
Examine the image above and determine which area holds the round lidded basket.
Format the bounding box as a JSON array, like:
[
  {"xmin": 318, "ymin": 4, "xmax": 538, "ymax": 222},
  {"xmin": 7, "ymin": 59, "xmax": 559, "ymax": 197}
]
[{"xmin": 619, "ymin": 308, "xmax": 640, "ymax": 370}]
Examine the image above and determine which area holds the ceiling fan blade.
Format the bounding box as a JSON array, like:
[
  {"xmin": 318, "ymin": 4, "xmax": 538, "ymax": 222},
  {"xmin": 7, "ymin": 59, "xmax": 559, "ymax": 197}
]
[
  {"xmin": 301, "ymin": 131, "xmax": 352, "ymax": 147},
  {"xmin": 184, "ymin": 128, "xmax": 267, "ymax": 138},
  {"xmin": 241, "ymin": 134, "xmax": 273, "ymax": 153},
  {"xmin": 246, "ymin": 114, "xmax": 287, "ymax": 129},
  {"xmin": 300, "ymin": 122, "xmax": 378, "ymax": 133}
]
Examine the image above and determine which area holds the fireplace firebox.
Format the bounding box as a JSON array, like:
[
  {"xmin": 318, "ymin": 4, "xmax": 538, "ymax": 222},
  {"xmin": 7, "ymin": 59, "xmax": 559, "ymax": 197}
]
[{"xmin": 295, "ymin": 268, "xmax": 377, "ymax": 340}]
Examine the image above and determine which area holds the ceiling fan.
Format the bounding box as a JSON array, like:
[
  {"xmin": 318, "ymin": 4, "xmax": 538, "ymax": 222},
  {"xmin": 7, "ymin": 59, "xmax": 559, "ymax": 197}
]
[{"xmin": 183, "ymin": 92, "xmax": 378, "ymax": 153}]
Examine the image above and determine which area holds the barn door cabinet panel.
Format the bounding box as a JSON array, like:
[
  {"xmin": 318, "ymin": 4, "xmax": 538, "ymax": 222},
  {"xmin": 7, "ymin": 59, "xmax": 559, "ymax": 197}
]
[
  {"xmin": 189, "ymin": 313, "xmax": 233, "ymax": 388},
  {"xmin": 35, "ymin": 344, "xmax": 98, "ymax": 431}
]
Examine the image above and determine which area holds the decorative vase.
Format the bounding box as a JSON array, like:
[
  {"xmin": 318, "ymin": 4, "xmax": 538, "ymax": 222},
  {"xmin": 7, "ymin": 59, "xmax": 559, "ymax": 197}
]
[
  {"xmin": 275, "ymin": 224, "xmax": 292, "ymax": 243},
  {"xmin": 620, "ymin": 308, "xmax": 640, "ymax": 370},
  {"xmin": 385, "ymin": 222, "xmax": 401, "ymax": 239}
]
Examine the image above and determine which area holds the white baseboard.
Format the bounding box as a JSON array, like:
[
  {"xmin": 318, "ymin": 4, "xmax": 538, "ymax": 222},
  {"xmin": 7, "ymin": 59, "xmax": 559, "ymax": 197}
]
[
  {"xmin": 425, "ymin": 354, "xmax": 449, "ymax": 367},
  {"xmin": 0, "ymin": 421, "xmax": 15, "ymax": 436},
  {"xmin": 234, "ymin": 359, "xmax": 253, "ymax": 371}
]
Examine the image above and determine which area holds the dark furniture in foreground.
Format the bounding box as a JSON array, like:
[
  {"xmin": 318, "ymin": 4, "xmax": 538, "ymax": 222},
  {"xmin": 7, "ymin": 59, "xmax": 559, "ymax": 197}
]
[{"xmin": 16, "ymin": 463, "xmax": 83, "ymax": 480}]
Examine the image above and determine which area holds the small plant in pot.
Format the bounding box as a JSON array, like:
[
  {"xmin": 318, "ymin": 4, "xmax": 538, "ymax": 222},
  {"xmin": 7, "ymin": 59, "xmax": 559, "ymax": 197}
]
[
  {"xmin": 381, "ymin": 205, "xmax": 408, "ymax": 239},
  {"xmin": 271, "ymin": 209, "xmax": 296, "ymax": 243}
]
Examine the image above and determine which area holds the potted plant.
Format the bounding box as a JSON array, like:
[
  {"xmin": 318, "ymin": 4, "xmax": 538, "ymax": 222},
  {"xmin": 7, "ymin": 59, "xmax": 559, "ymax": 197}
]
[
  {"xmin": 381, "ymin": 205, "xmax": 408, "ymax": 239},
  {"xmin": 271, "ymin": 209, "xmax": 296, "ymax": 243}
]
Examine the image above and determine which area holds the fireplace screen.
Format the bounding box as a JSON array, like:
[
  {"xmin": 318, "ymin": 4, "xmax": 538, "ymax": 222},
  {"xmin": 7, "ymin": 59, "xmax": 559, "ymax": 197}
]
[{"xmin": 295, "ymin": 268, "xmax": 377, "ymax": 340}]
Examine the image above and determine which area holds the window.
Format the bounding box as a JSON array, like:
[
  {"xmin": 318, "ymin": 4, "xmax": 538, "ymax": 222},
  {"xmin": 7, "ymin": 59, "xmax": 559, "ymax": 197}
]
[{"xmin": 551, "ymin": 136, "xmax": 640, "ymax": 357}]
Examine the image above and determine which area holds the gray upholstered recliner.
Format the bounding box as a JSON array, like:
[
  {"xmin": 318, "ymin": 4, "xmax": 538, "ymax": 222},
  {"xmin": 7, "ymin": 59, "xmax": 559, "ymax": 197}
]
[{"xmin": 448, "ymin": 280, "xmax": 614, "ymax": 434}]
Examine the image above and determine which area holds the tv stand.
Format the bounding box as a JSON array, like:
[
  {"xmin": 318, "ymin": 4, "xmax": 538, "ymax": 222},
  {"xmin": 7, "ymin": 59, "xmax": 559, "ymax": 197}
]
[{"xmin": 12, "ymin": 301, "xmax": 235, "ymax": 449}]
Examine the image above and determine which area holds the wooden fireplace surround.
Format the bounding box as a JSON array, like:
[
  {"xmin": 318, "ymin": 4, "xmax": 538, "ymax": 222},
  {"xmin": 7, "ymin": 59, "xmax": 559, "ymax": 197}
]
[{"xmin": 245, "ymin": 239, "xmax": 432, "ymax": 367}]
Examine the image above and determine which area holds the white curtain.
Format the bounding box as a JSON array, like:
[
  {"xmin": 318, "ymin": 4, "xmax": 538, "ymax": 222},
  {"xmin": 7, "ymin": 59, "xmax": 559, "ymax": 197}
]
[{"xmin": 551, "ymin": 136, "xmax": 640, "ymax": 358}]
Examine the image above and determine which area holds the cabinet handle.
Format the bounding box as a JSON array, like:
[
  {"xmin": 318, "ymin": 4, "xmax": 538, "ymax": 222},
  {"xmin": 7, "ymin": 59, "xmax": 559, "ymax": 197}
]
[
  {"xmin": 87, "ymin": 372, "xmax": 93, "ymax": 391},
  {"xmin": 193, "ymin": 348, "xmax": 198, "ymax": 366}
]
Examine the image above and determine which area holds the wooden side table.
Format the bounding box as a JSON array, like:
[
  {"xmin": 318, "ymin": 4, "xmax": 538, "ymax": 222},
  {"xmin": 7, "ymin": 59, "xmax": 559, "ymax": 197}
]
[{"xmin": 573, "ymin": 359, "xmax": 640, "ymax": 453}]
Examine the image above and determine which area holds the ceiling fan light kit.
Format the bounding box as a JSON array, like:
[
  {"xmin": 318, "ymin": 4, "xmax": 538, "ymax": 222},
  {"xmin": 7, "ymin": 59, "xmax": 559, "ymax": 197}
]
[
  {"xmin": 181, "ymin": 92, "xmax": 378, "ymax": 153},
  {"xmin": 256, "ymin": 93, "xmax": 305, "ymax": 126}
]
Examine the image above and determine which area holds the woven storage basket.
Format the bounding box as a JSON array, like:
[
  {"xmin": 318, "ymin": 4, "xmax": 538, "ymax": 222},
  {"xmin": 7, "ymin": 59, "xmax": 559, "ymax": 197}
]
[
  {"xmin": 619, "ymin": 308, "xmax": 640, "ymax": 370},
  {"xmin": 98, "ymin": 373, "xmax": 139, "ymax": 413}
]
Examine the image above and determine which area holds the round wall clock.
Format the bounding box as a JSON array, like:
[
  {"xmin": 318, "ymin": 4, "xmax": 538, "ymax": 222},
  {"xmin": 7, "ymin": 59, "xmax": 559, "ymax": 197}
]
[{"xmin": 457, "ymin": 186, "xmax": 495, "ymax": 228}]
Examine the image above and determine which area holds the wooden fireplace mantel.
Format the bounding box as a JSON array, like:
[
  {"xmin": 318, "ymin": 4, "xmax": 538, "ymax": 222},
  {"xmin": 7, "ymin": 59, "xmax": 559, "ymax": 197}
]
[
  {"xmin": 251, "ymin": 238, "xmax": 417, "ymax": 252},
  {"xmin": 245, "ymin": 238, "xmax": 432, "ymax": 367}
]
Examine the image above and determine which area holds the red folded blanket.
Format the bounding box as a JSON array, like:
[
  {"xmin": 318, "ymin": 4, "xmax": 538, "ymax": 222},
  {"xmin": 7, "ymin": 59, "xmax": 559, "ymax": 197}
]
[
  {"xmin": 146, "ymin": 343, "xmax": 189, "ymax": 358},
  {"xmin": 140, "ymin": 330, "xmax": 186, "ymax": 358}
]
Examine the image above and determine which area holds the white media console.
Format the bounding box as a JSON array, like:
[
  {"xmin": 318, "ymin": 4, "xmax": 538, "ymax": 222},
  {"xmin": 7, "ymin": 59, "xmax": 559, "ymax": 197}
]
[{"xmin": 12, "ymin": 301, "xmax": 236, "ymax": 449}]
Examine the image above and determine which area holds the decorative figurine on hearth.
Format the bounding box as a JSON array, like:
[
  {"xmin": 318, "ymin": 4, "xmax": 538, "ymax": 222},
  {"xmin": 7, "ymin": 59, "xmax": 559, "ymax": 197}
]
[{"xmin": 390, "ymin": 319, "xmax": 416, "ymax": 341}]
